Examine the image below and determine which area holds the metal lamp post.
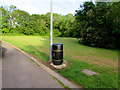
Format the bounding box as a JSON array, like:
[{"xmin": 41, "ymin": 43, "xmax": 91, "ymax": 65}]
[
  {"xmin": 50, "ymin": 0, "xmax": 53, "ymax": 62},
  {"xmin": 49, "ymin": 0, "xmax": 63, "ymax": 65}
]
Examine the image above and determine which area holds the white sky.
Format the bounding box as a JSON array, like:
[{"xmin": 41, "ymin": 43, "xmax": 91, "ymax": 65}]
[{"xmin": 0, "ymin": 0, "xmax": 89, "ymax": 15}]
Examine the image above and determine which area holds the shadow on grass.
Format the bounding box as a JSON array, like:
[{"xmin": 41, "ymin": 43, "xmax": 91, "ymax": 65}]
[{"xmin": 25, "ymin": 45, "xmax": 49, "ymax": 62}]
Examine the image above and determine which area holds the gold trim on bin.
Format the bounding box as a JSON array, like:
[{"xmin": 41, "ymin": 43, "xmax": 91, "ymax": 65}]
[{"xmin": 52, "ymin": 50, "xmax": 63, "ymax": 52}]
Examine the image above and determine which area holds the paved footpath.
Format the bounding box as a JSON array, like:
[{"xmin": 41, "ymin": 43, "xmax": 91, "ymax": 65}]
[{"xmin": 2, "ymin": 42, "xmax": 63, "ymax": 88}]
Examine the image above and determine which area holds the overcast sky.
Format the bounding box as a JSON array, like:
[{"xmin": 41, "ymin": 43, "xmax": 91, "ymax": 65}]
[{"xmin": 0, "ymin": 0, "xmax": 90, "ymax": 15}]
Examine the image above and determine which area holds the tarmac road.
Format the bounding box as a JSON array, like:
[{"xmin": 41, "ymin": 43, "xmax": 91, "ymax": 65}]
[{"xmin": 2, "ymin": 42, "xmax": 63, "ymax": 88}]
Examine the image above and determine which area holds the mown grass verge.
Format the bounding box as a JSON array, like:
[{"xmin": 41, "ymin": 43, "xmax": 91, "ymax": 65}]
[{"xmin": 2, "ymin": 35, "xmax": 118, "ymax": 88}]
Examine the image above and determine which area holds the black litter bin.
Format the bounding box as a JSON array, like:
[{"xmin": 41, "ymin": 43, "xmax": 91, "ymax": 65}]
[{"xmin": 52, "ymin": 43, "xmax": 63, "ymax": 65}]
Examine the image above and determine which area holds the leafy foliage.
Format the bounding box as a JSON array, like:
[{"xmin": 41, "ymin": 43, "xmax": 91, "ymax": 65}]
[
  {"xmin": 1, "ymin": 2, "xmax": 119, "ymax": 49},
  {"xmin": 75, "ymin": 2, "xmax": 120, "ymax": 49},
  {"xmin": 0, "ymin": 6, "xmax": 74, "ymax": 37}
]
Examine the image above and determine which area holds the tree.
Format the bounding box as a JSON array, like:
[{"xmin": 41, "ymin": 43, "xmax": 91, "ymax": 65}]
[
  {"xmin": 75, "ymin": 2, "xmax": 120, "ymax": 49},
  {"xmin": 0, "ymin": 6, "xmax": 9, "ymax": 33},
  {"xmin": 8, "ymin": 5, "xmax": 17, "ymax": 30}
]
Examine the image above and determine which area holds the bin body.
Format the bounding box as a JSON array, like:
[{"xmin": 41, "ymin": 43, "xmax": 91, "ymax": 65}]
[{"xmin": 52, "ymin": 43, "xmax": 63, "ymax": 65}]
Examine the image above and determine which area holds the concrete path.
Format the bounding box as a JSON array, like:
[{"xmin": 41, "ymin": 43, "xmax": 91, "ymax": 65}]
[{"xmin": 2, "ymin": 42, "xmax": 63, "ymax": 88}]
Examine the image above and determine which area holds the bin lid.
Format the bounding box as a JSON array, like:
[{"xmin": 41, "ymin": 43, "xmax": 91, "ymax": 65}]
[
  {"xmin": 53, "ymin": 43, "xmax": 63, "ymax": 46},
  {"xmin": 52, "ymin": 43, "xmax": 63, "ymax": 50}
]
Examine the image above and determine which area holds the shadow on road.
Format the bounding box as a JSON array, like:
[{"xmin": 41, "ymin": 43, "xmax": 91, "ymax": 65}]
[{"xmin": 0, "ymin": 47, "xmax": 7, "ymax": 57}]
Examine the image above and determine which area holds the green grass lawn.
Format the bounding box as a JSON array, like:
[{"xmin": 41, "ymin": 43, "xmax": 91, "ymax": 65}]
[{"xmin": 2, "ymin": 35, "xmax": 118, "ymax": 88}]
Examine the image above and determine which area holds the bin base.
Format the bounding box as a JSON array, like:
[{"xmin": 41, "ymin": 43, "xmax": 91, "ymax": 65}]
[
  {"xmin": 52, "ymin": 60, "xmax": 63, "ymax": 65},
  {"xmin": 50, "ymin": 60, "xmax": 68, "ymax": 70}
]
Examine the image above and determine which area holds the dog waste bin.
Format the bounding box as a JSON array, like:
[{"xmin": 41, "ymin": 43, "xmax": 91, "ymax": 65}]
[{"xmin": 52, "ymin": 43, "xmax": 63, "ymax": 65}]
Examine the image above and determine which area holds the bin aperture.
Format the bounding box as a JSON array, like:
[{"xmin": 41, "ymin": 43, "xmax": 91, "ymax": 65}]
[{"xmin": 52, "ymin": 43, "xmax": 63, "ymax": 65}]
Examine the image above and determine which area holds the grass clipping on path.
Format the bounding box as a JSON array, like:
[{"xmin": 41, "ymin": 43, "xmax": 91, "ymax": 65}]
[{"xmin": 3, "ymin": 36, "xmax": 118, "ymax": 88}]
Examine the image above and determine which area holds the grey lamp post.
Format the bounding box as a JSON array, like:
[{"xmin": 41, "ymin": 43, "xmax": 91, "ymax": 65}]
[{"xmin": 50, "ymin": 0, "xmax": 53, "ymax": 63}]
